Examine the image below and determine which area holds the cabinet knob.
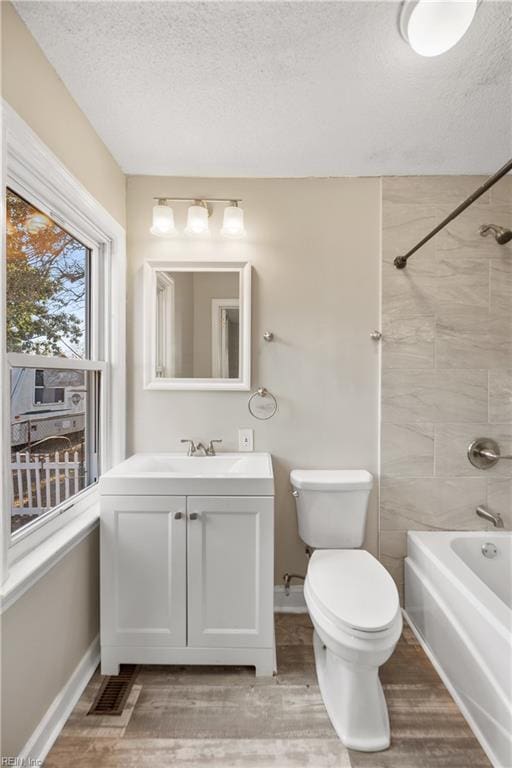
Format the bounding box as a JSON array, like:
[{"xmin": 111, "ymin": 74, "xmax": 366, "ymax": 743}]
[
  {"xmin": 189, "ymin": 512, "xmax": 200, "ymax": 520},
  {"xmin": 174, "ymin": 512, "xmax": 183, "ymax": 520}
]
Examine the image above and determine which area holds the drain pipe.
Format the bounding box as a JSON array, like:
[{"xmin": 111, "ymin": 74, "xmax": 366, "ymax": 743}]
[
  {"xmin": 283, "ymin": 573, "xmax": 305, "ymax": 597},
  {"xmin": 283, "ymin": 547, "xmax": 312, "ymax": 596}
]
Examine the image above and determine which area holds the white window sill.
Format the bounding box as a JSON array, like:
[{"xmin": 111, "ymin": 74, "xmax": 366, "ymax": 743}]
[{"xmin": 0, "ymin": 504, "xmax": 100, "ymax": 614}]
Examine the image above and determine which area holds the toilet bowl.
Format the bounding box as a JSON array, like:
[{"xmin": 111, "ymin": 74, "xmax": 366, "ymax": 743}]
[
  {"xmin": 290, "ymin": 469, "xmax": 402, "ymax": 752},
  {"xmin": 305, "ymin": 549, "xmax": 402, "ymax": 751}
]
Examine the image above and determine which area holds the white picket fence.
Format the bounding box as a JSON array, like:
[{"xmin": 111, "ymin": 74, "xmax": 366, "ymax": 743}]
[{"xmin": 11, "ymin": 451, "xmax": 82, "ymax": 516}]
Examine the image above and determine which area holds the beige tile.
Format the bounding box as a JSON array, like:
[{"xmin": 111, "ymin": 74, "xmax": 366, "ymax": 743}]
[
  {"xmin": 381, "ymin": 370, "xmax": 488, "ymax": 424},
  {"xmin": 380, "ymin": 531, "xmax": 406, "ymax": 598},
  {"xmin": 490, "ymin": 256, "xmax": 512, "ymax": 316},
  {"xmin": 382, "ymin": 371, "xmax": 437, "ymax": 423},
  {"xmin": 434, "ymin": 423, "xmax": 512, "ymax": 477},
  {"xmin": 489, "ymin": 178, "xmax": 512, "ymax": 206},
  {"xmin": 435, "ymin": 307, "xmax": 512, "ymax": 369},
  {"xmin": 381, "ymin": 422, "xmax": 434, "ymax": 478},
  {"xmin": 487, "ymin": 479, "xmax": 512, "ymax": 529},
  {"xmin": 435, "ymin": 204, "xmax": 501, "ymax": 259},
  {"xmin": 382, "ymin": 268, "xmax": 436, "ymax": 319},
  {"xmin": 383, "ymin": 176, "xmax": 489, "ymax": 207},
  {"xmin": 382, "ymin": 315, "xmax": 434, "ymax": 370},
  {"xmin": 489, "ymin": 370, "xmax": 512, "ymax": 423},
  {"xmin": 434, "ymin": 254, "xmax": 489, "ymax": 311},
  {"xmin": 382, "ymin": 200, "xmax": 437, "ymax": 274},
  {"xmin": 380, "ymin": 478, "xmax": 487, "ymax": 532}
]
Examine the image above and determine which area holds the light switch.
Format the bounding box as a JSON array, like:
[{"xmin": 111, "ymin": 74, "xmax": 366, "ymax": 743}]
[{"xmin": 238, "ymin": 428, "xmax": 254, "ymax": 452}]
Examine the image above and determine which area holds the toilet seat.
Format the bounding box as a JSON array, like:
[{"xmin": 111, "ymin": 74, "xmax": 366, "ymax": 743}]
[{"xmin": 306, "ymin": 549, "xmax": 400, "ymax": 635}]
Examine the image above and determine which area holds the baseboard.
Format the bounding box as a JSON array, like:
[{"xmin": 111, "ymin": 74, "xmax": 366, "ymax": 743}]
[
  {"xmin": 18, "ymin": 635, "xmax": 99, "ymax": 764},
  {"xmin": 274, "ymin": 584, "xmax": 307, "ymax": 613},
  {"xmin": 402, "ymin": 610, "xmax": 500, "ymax": 768}
]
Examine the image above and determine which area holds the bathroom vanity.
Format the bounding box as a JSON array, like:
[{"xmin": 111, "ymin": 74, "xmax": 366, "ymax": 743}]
[{"xmin": 99, "ymin": 452, "xmax": 275, "ymax": 676}]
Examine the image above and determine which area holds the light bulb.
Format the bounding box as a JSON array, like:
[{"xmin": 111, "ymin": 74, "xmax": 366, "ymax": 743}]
[
  {"xmin": 221, "ymin": 204, "xmax": 246, "ymax": 238},
  {"xmin": 185, "ymin": 203, "xmax": 210, "ymax": 235},
  {"xmin": 400, "ymin": 0, "xmax": 478, "ymax": 57},
  {"xmin": 150, "ymin": 202, "xmax": 176, "ymax": 237}
]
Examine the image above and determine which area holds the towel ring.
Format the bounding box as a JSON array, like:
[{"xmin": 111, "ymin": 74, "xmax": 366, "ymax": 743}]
[{"xmin": 248, "ymin": 387, "xmax": 277, "ymax": 420}]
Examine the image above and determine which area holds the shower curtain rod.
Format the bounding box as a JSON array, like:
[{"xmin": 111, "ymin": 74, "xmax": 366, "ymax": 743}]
[{"xmin": 394, "ymin": 158, "xmax": 512, "ymax": 269}]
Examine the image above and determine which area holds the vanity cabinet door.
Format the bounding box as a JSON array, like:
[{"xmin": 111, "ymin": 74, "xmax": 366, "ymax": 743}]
[
  {"xmin": 187, "ymin": 496, "xmax": 274, "ymax": 648},
  {"xmin": 101, "ymin": 495, "xmax": 187, "ymax": 647}
]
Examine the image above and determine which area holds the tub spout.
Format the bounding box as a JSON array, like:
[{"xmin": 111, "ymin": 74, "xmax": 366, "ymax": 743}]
[{"xmin": 476, "ymin": 505, "xmax": 504, "ymax": 528}]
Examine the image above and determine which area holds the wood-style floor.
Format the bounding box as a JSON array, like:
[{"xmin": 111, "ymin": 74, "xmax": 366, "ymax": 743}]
[{"xmin": 45, "ymin": 614, "xmax": 491, "ymax": 768}]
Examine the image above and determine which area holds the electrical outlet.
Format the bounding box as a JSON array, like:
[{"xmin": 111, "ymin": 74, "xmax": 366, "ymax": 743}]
[{"xmin": 238, "ymin": 428, "xmax": 254, "ymax": 452}]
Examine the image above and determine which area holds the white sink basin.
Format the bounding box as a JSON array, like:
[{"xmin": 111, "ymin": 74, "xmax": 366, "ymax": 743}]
[{"xmin": 100, "ymin": 452, "xmax": 274, "ymax": 495}]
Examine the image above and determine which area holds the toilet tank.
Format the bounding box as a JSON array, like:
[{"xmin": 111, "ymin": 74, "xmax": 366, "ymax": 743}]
[{"xmin": 290, "ymin": 469, "xmax": 373, "ymax": 549}]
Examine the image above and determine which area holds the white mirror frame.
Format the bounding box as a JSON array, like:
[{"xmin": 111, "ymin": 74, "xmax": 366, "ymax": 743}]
[{"xmin": 143, "ymin": 260, "xmax": 251, "ymax": 390}]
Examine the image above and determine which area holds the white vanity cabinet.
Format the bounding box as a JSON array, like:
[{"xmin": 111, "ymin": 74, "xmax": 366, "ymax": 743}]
[
  {"xmin": 187, "ymin": 496, "xmax": 274, "ymax": 649},
  {"xmin": 100, "ymin": 490, "xmax": 275, "ymax": 677}
]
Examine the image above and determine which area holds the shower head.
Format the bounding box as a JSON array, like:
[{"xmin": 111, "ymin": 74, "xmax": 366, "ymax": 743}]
[{"xmin": 479, "ymin": 224, "xmax": 512, "ymax": 245}]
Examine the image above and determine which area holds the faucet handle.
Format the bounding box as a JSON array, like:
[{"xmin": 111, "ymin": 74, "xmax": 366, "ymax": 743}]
[
  {"xmin": 180, "ymin": 439, "xmax": 197, "ymax": 456},
  {"xmin": 207, "ymin": 439, "xmax": 222, "ymax": 455}
]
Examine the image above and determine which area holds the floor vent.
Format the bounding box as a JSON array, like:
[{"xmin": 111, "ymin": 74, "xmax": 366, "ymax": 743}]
[{"xmin": 88, "ymin": 665, "xmax": 139, "ymax": 716}]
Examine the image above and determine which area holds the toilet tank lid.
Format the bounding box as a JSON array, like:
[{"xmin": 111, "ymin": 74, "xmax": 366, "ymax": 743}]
[{"xmin": 290, "ymin": 469, "xmax": 373, "ymax": 491}]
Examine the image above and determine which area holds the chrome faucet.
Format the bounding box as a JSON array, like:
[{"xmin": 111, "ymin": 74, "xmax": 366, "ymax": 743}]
[
  {"xmin": 181, "ymin": 439, "xmax": 198, "ymax": 456},
  {"xmin": 476, "ymin": 505, "xmax": 504, "ymax": 529},
  {"xmin": 180, "ymin": 439, "xmax": 222, "ymax": 456}
]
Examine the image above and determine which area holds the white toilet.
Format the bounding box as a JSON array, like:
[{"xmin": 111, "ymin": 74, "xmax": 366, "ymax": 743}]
[{"xmin": 290, "ymin": 469, "xmax": 402, "ymax": 752}]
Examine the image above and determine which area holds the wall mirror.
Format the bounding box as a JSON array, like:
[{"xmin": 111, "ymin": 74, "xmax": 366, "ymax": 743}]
[{"xmin": 143, "ymin": 260, "xmax": 251, "ymax": 390}]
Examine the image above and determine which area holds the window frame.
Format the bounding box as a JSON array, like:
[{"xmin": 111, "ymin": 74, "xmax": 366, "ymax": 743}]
[{"xmin": 1, "ymin": 102, "xmax": 126, "ymax": 576}]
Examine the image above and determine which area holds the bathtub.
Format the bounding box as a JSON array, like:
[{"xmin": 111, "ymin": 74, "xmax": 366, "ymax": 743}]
[{"xmin": 404, "ymin": 531, "xmax": 512, "ymax": 768}]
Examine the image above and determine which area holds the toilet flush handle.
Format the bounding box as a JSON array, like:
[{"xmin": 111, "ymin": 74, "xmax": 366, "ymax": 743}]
[{"xmin": 291, "ymin": 489, "xmax": 299, "ymax": 497}]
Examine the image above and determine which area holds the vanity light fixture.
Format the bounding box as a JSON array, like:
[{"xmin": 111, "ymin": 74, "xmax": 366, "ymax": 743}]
[
  {"xmin": 150, "ymin": 199, "xmax": 176, "ymax": 237},
  {"xmin": 149, "ymin": 197, "xmax": 245, "ymax": 238},
  {"xmin": 400, "ymin": 0, "xmax": 479, "ymax": 57},
  {"xmin": 221, "ymin": 201, "xmax": 246, "ymax": 238},
  {"xmin": 185, "ymin": 200, "xmax": 210, "ymax": 236}
]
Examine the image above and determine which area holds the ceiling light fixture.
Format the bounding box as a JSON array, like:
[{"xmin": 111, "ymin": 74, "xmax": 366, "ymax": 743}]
[
  {"xmin": 400, "ymin": 0, "xmax": 479, "ymax": 57},
  {"xmin": 150, "ymin": 199, "xmax": 176, "ymax": 237},
  {"xmin": 149, "ymin": 197, "xmax": 245, "ymax": 238},
  {"xmin": 221, "ymin": 201, "xmax": 246, "ymax": 238}
]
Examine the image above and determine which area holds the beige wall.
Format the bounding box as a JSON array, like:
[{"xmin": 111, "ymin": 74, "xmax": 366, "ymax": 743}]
[
  {"xmin": 1, "ymin": 3, "xmax": 126, "ymax": 757},
  {"xmin": 1, "ymin": 530, "xmax": 99, "ymax": 757},
  {"xmin": 1, "ymin": 2, "xmax": 126, "ymax": 226},
  {"xmin": 380, "ymin": 176, "xmax": 512, "ymax": 599},
  {"xmin": 127, "ymin": 175, "xmax": 381, "ymax": 581}
]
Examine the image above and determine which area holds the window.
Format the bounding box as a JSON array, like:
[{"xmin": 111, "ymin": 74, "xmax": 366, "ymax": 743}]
[
  {"xmin": 2, "ymin": 105, "xmax": 125, "ymax": 570},
  {"xmin": 6, "ymin": 188, "xmax": 102, "ymax": 540}
]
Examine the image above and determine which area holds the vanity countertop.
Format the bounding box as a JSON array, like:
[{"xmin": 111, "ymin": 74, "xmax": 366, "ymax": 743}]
[{"xmin": 99, "ymin": 452, "xmax": 274, "ymax": 496}]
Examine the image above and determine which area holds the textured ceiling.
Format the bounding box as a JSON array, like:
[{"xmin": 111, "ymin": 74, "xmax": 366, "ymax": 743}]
[{"xmin": 13, "ymin": 1, "xmax": 512, "ymax": 177}]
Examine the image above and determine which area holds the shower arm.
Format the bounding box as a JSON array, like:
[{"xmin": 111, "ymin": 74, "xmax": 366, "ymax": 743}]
[{"xmin": 394, "ymin": 158, "xmax": 512, "ymax": 269}]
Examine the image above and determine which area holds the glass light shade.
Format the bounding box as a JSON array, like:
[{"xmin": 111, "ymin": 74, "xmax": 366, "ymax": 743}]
[
  {"xmin": 150, "ymin": 203, "xmax": 176, "ymax": 237},
  {"xmin": 221, "ymin": 205, "xmax": 246, "ymax": 238},
  {"xmin": 185, "ymin": 204, "xmax": 209, "ymax": 235},
  {"xmin": 401, "ymin": 0, "xmax": 478, "ymax": 57}
]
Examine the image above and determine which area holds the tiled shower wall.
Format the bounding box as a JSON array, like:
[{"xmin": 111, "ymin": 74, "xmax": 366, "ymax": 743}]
[{"xmin": 380, "ymin": 176, "xmax": 512, "ymax": 597}]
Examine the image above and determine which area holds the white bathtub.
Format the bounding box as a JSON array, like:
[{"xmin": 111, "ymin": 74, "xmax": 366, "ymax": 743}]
[{"xmin": 404, "ymin": 531, "xmax": 512, "ymax": 768}]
